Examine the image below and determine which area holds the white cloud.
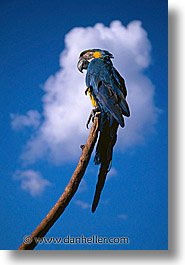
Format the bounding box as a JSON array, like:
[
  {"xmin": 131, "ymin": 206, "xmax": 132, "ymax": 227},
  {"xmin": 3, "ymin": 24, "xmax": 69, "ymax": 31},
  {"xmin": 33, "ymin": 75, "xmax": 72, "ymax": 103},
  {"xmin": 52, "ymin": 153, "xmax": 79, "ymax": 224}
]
[
  {"xmin": 118, "ymin": 214, "xmax": 128, "ymax": 220},
  {"xmin": 13, "ymin": 20, "xmax": 159, "ymax": 165},
  {"xmin": 74, "ymin": 200, "xmax": 91, "ymax": 210},
  {"xmin": 13, "ymin": 170, "xmax": 51, "ymax": 196},
  {"xmin": 10, "ymin": 110, "xmax": 41, "ymax": 131},
  {"xmin": 107, "ymin": 167, "xmax": 118, "ymax": 180}
]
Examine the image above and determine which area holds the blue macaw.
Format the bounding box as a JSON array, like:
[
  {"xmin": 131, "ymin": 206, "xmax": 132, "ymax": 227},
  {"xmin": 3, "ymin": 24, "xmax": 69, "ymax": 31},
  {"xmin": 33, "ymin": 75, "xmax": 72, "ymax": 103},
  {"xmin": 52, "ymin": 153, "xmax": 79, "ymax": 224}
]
[{"xmin": 77, "ymin": 49, "xmax": 130, "ymax": 213}]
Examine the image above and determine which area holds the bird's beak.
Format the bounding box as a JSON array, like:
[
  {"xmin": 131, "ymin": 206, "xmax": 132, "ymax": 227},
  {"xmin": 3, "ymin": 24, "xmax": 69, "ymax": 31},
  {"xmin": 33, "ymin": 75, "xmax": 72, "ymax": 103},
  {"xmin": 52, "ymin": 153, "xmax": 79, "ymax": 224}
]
[
  {"xmin": 77, "ymin": 58, "xmax": 89, "ymax": 73},
  {"xmin": 77, "ymin": 59, "xmax": 84, "ymax": 73}
]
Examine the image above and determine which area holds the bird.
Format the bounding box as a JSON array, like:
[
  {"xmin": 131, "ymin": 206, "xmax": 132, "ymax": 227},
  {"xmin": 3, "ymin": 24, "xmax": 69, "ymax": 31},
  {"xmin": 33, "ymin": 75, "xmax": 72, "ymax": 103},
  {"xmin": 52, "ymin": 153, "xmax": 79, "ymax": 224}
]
[{"xmin": 77, "ymin": 49, "xmax": 130, "ymax": 213}]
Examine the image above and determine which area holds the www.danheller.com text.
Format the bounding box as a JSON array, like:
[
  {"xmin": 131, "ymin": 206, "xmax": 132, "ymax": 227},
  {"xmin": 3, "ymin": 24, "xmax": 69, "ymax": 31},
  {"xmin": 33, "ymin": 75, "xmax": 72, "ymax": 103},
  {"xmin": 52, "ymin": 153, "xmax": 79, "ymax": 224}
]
[{"xmin": 23, "ymin": 234, "xmax": 129, "ymax": 245}]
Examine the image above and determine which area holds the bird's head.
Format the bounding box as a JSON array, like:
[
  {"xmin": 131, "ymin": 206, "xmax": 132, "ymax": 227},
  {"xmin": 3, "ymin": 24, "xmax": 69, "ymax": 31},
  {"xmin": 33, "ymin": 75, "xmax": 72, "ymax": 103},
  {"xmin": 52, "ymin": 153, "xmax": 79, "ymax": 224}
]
[{"xmin": 77, "ymin": 49, "xmax": 114, "ymax": 73}]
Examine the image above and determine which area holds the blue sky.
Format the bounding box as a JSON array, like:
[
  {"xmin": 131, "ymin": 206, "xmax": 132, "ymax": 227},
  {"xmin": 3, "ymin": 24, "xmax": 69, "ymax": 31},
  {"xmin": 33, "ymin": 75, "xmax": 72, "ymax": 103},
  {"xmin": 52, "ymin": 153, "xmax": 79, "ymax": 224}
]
[{"xmin": 0, "ymin": 0, "xmax": 168, "ymax": 250}]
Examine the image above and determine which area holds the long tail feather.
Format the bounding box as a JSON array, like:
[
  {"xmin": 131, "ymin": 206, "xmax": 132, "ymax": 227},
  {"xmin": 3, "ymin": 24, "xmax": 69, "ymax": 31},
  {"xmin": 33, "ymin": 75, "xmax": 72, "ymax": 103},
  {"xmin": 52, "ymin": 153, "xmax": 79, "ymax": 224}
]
[
  {"xmin": 92, "ymin": 162, "xmax": 109, "ymax": 213},
  {"xmin": 92, "ymin": 114, "xmax": 119, "ymax": 213}
]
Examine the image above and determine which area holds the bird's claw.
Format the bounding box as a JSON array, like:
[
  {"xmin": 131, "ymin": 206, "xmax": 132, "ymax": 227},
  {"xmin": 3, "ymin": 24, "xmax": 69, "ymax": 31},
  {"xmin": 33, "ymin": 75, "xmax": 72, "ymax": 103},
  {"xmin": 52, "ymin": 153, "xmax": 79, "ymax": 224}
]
[
  {"xmin": 86, "ymin": 108, "xmax": 100, "ymax": 129},
  {"xmin": 85, "ymin": 86, "xmax": 92, "ymax": 95},
  {"xmin": 85, "ymin": 87, "xmax": 89, "ymax": 95}
]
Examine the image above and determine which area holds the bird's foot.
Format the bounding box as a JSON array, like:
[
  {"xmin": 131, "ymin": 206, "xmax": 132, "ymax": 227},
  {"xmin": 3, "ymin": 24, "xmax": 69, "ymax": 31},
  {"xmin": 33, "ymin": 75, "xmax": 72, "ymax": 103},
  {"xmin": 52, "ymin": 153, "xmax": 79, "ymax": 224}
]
[
  {"xmin": 85, "ymin": 86, "xmax": 92, "ymax": 95},
  {"xmin": 86, "ymin": 107, "xmax": 100, "ymax": 129}
]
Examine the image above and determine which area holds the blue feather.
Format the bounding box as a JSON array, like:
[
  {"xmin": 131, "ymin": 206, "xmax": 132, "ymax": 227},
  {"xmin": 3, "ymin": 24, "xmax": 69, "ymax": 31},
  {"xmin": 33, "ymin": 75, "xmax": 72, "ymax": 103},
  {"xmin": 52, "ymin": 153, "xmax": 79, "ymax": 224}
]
[
  {"xmin": 86, "ymin": 58, "xmax": 130, "ymax": 127},
  {"xmin": 83, "ymin": 51, "xmax": 130, "ymax": 212}
]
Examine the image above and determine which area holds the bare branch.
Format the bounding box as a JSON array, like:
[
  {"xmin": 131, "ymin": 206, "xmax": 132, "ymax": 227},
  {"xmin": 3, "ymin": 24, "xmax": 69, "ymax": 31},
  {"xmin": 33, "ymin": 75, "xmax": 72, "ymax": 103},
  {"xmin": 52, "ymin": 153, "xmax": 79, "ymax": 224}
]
[{"xmin": 18, "ymin": 117, "xmax": 99, "ymax": 250}]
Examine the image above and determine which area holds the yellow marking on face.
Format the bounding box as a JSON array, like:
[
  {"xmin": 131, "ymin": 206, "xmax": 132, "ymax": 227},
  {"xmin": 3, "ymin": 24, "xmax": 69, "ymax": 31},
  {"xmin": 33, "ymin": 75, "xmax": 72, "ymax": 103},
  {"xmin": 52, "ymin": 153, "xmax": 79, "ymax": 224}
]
[
  {"xmin": 93, "ymin": 51, "xmax": 102, "ymax": 58},
  {"xmin": 88, "ymin": 89, "xmax": 97, "ymax": 107}
]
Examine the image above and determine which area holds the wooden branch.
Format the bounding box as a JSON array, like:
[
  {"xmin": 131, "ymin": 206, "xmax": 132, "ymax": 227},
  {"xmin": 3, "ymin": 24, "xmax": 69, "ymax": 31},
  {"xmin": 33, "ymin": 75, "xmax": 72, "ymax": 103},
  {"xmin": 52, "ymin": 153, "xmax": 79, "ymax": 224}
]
[{"xmin": 18, "ymin": 117, "xmax": 99, "ymax": 250}]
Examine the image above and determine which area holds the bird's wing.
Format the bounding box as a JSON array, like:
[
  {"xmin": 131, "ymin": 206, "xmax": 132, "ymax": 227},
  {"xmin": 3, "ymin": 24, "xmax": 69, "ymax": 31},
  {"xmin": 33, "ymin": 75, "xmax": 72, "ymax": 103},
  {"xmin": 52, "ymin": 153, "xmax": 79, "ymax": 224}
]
[
  {"xmin": 86, "ymin": 59, "xmax": 129, "ymax": 127},
  {"xmin": 109, "ymin": 67, "xmax": 130, "ymax": 117},
  {"xmin": 96, "ymin": 81, "xmax": 125, "ymax": 127},
  {"xmin": 112, "ymin": 67, "xmax": 127, "ymax": 97}
]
